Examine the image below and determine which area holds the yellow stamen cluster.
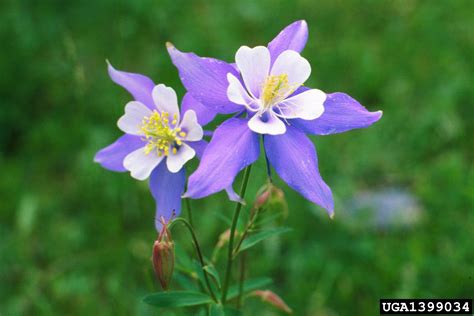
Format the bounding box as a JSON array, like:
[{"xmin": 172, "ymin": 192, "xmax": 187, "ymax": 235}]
[
  {"xmin": 261, "ymin": 74, "xmax": 291, "ymax": 107},
  {"xmin": 140, "ymin": 111, "xmax": 187, "ymax": 157}
]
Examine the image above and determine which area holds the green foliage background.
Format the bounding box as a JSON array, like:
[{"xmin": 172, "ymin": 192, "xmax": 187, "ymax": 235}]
[{"xmin": 1, "ymin": 0, "xmax": 473, "ymax": 315}]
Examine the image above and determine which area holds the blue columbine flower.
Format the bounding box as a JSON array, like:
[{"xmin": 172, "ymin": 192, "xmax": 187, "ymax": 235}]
[
  {"xmin": 94, "ymin": 63, "xmax": 210, "ymax": 229},
  {"xmin": 167, "ymin": 20, "xmax": 382, "ymax": 216}
]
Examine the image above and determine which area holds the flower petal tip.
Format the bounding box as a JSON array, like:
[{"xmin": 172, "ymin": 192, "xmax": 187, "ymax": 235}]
[
  {"xmin": 92, "ymin": 154, "xmax": 100, "ymax": 164},
  {"xmin": 228, "ymin": 196, "xmax": 246, "ymax": 205},
  {"xmin": 93, "ymin": 150, "xmax": 109, "ymax": 167},
  {"xmin": 106, "ymin": 59, "xmax": 115, "ymax": 71},
  {"xmin": 369, "ymin": 110, "xmax": 383, "ymax": 125},
  {"xmin": 105, "ymin": 61, "xmax": 119, "ymax": 80}
]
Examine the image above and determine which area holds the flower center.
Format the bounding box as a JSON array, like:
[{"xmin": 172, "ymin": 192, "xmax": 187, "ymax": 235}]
[
  {"xmin": 261, "ymin": 74, "xmax": 291, "ymax": 107},
  {"xmin": 140, "ymin": 111, "xmax": 187, "ymax": 157}
]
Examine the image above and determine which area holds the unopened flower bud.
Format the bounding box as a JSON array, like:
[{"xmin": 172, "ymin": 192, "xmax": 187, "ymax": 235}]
[
  {"xmin": 252, "ymin": 290, "xmax": 293, "ymax": 314},
  {"xmin": 254, "ymin": 188, "xmax": 271, "ymax": 209},
  {"xmin": 254, "ymin": 184, "xmax": 288, "ymax": 218},
  {"xmin": 212, "ymin": 229, "xmax": 240, "ymax": 262},
  {"xmin": 216, "ymin": 229, "xmax": 231, "ymax": 249},
  {"xmin": 152, "ymin": 220, "xmax": 174, "ymax": 290},
  {"xmin": 272, "ymin": 186, "xmax": 285, "ymax": 201}
]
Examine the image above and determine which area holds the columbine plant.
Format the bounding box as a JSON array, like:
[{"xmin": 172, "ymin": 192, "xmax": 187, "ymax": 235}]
[{"xmin": 95, "ymin": 20, "xmax": 382, "ymax": 314}]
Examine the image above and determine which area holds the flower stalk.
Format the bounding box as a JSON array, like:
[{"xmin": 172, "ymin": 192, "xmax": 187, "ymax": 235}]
[
  {"xmin": 170, "ymin": 217, "xmax": 218, "ymax": 302},
  {"xmin": 185, "ymin": 198, "xmax": 194, "ymax": 227},
  {"xmin": 221, "ymin": 165, "xmax": 252, "ymax": 304},
  {"xmin": 232, "ymin": 206, "xmax": 261, "ymax": 258}
]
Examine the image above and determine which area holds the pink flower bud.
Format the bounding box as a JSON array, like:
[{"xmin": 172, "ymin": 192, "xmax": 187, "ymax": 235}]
[
  {"xmin": 152, "ymin": 220, "xmax": 174, "ymax": 290},
  {"xmin": 254, "ymin": 184, "xmax": 288, "ymax": 218},
  {"xmin": 254, "ymin": 189, "xmax": 271, "ymax": 209},
  {"xmin": 253, "ymin": 290, "xmax": 293, "ymax": 314}
]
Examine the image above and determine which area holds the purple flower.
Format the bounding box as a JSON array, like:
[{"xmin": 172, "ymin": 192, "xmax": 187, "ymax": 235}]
[
  {"xmin": 94, "ymin": 63, "xmax": 207, "ymax": 229},
  {"xmin": 167, "ymin": 20, "xmax": 382, "ymax": 215}
]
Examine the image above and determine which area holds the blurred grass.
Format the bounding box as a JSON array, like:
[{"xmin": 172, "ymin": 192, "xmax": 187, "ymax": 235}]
[{"xmin": 0, "ymin": 0, "xmax": 473, "ymax": 315}]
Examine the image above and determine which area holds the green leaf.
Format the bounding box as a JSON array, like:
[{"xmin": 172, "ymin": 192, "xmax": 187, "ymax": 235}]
[
  {"xmin": 227, "ymin": 277, "xmax": 273, "ymax": 300},
  {"xmin": 143, "ymin": 291, "xmax": 213, "ymax": 307},
  {"xmin": 238, "ymin": 227, "xmax": 292, "ymax": 252},
  {"xmin": 203, "ymin": 264, "xmax": 221, "ymax": 289}
]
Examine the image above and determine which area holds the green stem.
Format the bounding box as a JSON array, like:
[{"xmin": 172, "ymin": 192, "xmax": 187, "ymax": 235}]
[
  {"xmin": 221, "ymin": 165, "xmax": 252, "ymax": 304},
  {"xmin": 263, "ymin": 139, "xmax": 273, "ymax": 182},
  {"xmin": 185, "ymin": 198, "xmax": 194, "ymax": 227},
  {"xmin": 232, "ymin": 206, "xmax": 261, "ymax": 258},
  {"xmin": 170, "ymin": 217, "xmax": 218, "ymax": 302}
]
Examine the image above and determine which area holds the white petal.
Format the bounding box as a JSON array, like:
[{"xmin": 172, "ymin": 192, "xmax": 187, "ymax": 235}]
[
  {"xmin": 248, "ymin": 111, "xmax": 286, "ymax": 135},
  {"xmin": 152, "ymin": 84, "xmax": 180, "ymax": 120},
  {"xmin": 276, "ymin": 89, "xmax": 326, "ymax": 120},
  {"xmin": 166, "ymin": 143, "xmax": 195, "ymax": 173},
  {"xmin": 235, "ymin": 46, "xmax": 270, "ymax": 98},
  {"xmin": 270, "ymin": 50, "xmax": 311, "ymax": 90},
  {"xmin": 124, "ymin": 147, "xmax": 163, "ymax": 180},
  {"xmin": 179, "ymin": 110, "xmax": 204, "ymax": 141},
  {"xmin": 226, "ymin": 73, "xmax": 260, "ymax": 111},
  {"xmin": 117, "ymin": 101, "xmax": 151, "ymax": 135}
]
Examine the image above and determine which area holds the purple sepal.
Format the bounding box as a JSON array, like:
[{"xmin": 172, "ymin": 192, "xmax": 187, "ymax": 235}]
[
  {"xmin": 189, "ymin": 140, "xmax": 244, "ymax": 203},
  {"xmin": 188, "ymin": 140, "xmax": 208, "ymax": 159},
  {"xmin": 150, "ymin": 163, "xmax": 186, "ymax": 231},
  {"xmin": 181, "ymin": 93, "xmax": 217, "ymax": 126},
  {"xmin": 291, "ymin": 92, "xmax": 383, "ymax": 135},
  {"xmin": 107, "ymin": 61, "xmax": 156, "ymax": 110},
  {"xmin": 94, "ymin": 134, "xmax": 144, "ymax": 172},
  {"xmin": 167, "ymin": 43, "xmax": 242, "ymax": 114},
  {"xmin": 264, "ymin": 126, "xmax": 334, "ymax": 215},
  {"xmin": 267, "ymin": 20, "xmax": 308, "ymax": 64},
  {"xmin": 184, "ymin": 118, "xmax": 260, "ymax": 199}
]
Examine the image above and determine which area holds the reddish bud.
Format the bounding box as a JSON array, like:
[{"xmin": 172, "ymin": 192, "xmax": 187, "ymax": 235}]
[
  {"xmin": 253, "ymin": 290, "xmax": 293, "ymax": 314},
  {"xmin": 152, "ymin": 219, "xmax": 174, "ymax": 290},
  {"xmin": 254, "ymin": 189, "xmax": 271, "ymax": 209},
  {"xmin": 254, "ymin": 183, "xmax": 288, "ymax": 218}
]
